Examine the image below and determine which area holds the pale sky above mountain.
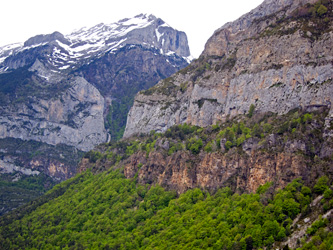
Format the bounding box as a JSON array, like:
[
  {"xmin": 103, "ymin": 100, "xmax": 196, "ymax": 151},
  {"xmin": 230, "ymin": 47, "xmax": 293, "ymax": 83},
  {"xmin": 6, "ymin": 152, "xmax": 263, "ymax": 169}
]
[{"xmin": 1, "ymin": 0, "xmax": 263, "ymax": 58}]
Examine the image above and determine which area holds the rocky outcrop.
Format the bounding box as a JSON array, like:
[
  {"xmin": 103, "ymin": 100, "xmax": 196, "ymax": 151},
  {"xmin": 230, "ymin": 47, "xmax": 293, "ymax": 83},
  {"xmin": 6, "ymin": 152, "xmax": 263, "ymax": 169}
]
[
  {"xmin": 0, "ymin": 158, "xmax": 40, "ymax": 176},
  {"xmin": 121, "ymin": 150, "xmax": 314, "ymax": 194},
  {"xmin": 23, "ymin": 31, "xmax": 70, "ymax": 47},
  {"xmin": 78, "ymin": 103, "xmax": 333, "ymax": 197},
  {"xmin": 124, "ymin": 0, "xmax": 333, "ymax": 137},
  {"xmin": 0, "ymin": 155, "xmax": 75, "ymax": 181},
  {"xmin": 0, "ymin": 13, "xmax": 191, "ymax": 147},
  {"xmin": 0, "ymin": 136, "xmax": 84, "ymax": 178},
  {"xmin": 104, "ymin": 14, "xmax": 191, "ymax": 59},
  {"xmin": 0, "ymin": 14, "xmax": 192, "ymax": 218},
  {"xmin": 0, "ymin": 76, "xmax": 107, "ymax": 151},
  {"xmin": 0, "ymin": 14, "xmax": 192, "ymax": 214},
  {"xmin": 203, "ymin": 0, "xmax": 319, "ymax": 57},
  {"xmin": 80, "ymin": 44, "xmax": 189, "ymax": 99}
]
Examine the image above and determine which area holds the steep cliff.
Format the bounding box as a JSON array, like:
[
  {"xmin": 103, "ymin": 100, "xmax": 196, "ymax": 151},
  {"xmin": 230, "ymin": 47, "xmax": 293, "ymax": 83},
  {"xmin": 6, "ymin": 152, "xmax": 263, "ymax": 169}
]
[
  {"xmin": 0, "ymin": 13, "xmax": 190, "ymax": 171},
  {"xmin": 124, "ymin": 0, "xmax": 333, "ymax": 138},
  {"xmin": 1, "ymin": 101, "xmax": 332, "ymax": 249},
  {"xmin": 80, "ymin": 108, "xmax": 333, "ymax": 194},
  {"xmin": 79, "ymin": 43, "xmax": 188, "ymax": 140},
  {"xmin": 0, "ymin": 75, "xmax": 107, "ymax": 151}
]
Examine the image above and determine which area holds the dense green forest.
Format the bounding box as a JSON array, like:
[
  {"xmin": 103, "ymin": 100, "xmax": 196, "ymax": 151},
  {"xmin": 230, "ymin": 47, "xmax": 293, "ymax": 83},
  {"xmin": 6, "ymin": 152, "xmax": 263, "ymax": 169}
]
[{"xmin": 0, "ymin": 169, "xmax": 332, "ymax": 249}]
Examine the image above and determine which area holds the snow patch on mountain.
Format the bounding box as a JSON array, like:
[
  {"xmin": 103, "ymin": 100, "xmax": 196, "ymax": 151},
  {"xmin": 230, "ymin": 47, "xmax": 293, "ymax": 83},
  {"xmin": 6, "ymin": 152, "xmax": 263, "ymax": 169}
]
[
  {"xmin": 0, "ymin": 43, "xmax": 22, "ymax": 64},
  {"xmin": 155, "ymin": 28, "xmax": 163, "ymax": 42}
]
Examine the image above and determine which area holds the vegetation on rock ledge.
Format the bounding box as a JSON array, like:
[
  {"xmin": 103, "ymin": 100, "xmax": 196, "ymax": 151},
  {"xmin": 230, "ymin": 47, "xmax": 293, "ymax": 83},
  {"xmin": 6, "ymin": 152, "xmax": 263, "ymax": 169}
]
[{"xmin": 86, "ymin": 107, "xmax": 330, "ymax": 169}]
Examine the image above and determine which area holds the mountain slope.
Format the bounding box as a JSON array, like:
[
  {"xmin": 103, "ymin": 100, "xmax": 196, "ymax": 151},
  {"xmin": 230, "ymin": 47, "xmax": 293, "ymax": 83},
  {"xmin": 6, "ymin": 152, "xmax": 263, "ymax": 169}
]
[
  {"xmin": 0, "ymin": 14, "xmax": 191, "ymax": 214},
  {"xmin": 124, "ymin": 0, "xmax": 333, "ymax": 138},
  {"xmin": 0, "ymin": 109, "xmax": 332, "ymax": 249}
]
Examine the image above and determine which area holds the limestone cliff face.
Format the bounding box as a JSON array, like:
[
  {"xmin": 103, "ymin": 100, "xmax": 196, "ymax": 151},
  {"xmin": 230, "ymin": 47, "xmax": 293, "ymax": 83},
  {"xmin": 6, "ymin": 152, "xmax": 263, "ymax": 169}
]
[
  {"xmin": 0, "ymin": 76, "xmax": 107, "ymax": 151},
  {"xmin": 80, "ymin": 96, "xmax": 332, "ymax": 195},
  {"xmin": 0, "ymin": 13, "xmax": 191, "ymax": 152},
  {"xmin": 0, "ymin": 156, "xmax": 76, "ymax": 181},
  {"xmin": 124, "ymin": 0, "xmax": 333, "ymax": 138}
]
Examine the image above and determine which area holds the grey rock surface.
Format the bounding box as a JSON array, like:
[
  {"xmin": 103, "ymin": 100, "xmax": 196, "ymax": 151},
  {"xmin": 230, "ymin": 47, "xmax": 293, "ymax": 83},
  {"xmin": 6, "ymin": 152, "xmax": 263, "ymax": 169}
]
[
  {"xmin": 23, "ymin": 31, "xmax": 70, "ymax": 47},
  {"xmin": 124, "ymin": 0, "xmax": 333, "ymax": 138},
  {"xmin": 0, "ymin": 76, "xmax": 107, "ymax": 151},
  {"xmin": 0, "ymin": 13, "xmax": 192, "ymax": 153}
]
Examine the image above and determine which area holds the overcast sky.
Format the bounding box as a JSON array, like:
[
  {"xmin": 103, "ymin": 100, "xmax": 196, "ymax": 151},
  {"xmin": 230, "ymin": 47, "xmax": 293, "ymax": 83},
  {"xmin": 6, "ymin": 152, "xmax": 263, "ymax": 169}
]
[{"xmin": 1, "ymin": 0, "xmax": 264, "ymax": 58}]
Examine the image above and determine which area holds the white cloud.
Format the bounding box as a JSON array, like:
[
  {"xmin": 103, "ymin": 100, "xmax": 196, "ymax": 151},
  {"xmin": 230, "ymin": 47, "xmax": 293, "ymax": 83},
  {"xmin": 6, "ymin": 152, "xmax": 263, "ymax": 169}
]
[{"xmin": 1, "ymin": 0, "xmax": 263, "ymax": 58}]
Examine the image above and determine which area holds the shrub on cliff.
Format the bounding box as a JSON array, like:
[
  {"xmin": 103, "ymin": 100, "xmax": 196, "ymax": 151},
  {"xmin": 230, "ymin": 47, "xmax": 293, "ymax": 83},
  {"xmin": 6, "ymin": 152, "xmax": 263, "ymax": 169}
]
[
  {"xmin": 84, "ymin": 150, "xmax": 102, "ymax": 163},
  {"xmin": 248, "ymin": 104, "xmax": 255, "ymax": 118},
  {"xmin": 316, "ymin": 4, "xmax": 328, "ymax": 16},
  {"xmin": 186, "ymin": 137, "xmax": 203, "ymax": 155},
  {"xmin": 313, "ymin": 175, "xmax": 330, "ymax": 194}
]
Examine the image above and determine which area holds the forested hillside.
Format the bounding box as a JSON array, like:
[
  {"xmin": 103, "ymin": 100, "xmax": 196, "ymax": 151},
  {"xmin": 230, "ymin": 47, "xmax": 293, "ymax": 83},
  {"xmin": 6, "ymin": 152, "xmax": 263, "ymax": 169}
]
[
  {"xmin": 1, "ymin": 108, "xmax": 332, "ymax": 249},
  {"xmin": 0, "ymin": 168, "xmax": 332, "ymax": 249}
]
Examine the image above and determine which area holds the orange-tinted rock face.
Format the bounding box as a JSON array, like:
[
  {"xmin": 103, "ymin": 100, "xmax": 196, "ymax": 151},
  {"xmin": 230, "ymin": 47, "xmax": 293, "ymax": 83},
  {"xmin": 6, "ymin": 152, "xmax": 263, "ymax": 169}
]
[
  {"xmin": 82, "ymin": 107, "xmax": 333, "ymax": 196},
  {"xmin": 121, "ymin": 149, "xmax": 315, "ymax": 194}
]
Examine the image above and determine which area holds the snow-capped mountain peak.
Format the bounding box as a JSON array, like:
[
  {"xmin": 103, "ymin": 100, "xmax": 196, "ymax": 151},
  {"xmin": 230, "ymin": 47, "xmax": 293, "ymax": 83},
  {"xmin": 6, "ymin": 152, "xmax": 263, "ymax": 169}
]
[{"xmin": 0, "ymin": 14, "xmax": 191, "ymax": 73}]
